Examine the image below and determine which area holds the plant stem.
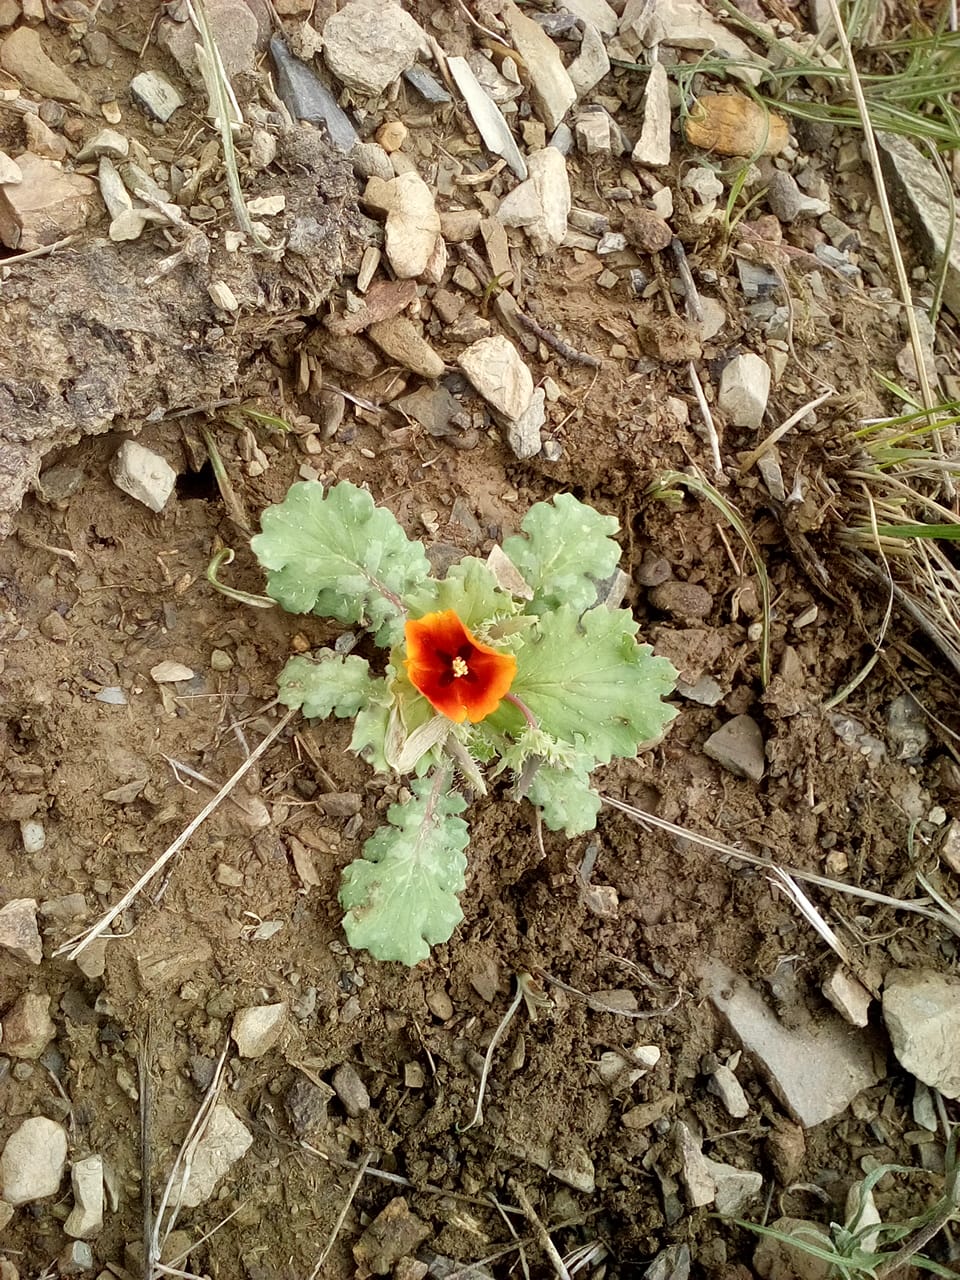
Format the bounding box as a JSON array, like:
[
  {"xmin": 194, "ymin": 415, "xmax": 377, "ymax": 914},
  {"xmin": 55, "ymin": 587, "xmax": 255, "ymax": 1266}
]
[{"xmin": 505, "ymin": 691, "xmax": 538, "ymax": 728}]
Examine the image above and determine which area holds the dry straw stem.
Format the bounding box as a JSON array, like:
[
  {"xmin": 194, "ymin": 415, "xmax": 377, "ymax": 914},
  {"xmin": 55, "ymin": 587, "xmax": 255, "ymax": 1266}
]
[
  {"xmin": 56, "ymin": 708, "xmax": 296, "ymax": 961},
  {"xmin": 601, "ymin": 795, "xmax": 960, "ymax": 939}
]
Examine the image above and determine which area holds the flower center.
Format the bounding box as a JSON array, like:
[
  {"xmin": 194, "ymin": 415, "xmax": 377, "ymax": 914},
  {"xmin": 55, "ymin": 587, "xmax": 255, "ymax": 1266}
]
[{"xmin": 451, "ymin": 656, "xmax": 469, "ymax": 678}]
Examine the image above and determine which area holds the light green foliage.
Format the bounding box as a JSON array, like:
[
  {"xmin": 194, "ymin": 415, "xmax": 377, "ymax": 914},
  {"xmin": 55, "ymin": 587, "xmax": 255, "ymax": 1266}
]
[
  {"xmin": 251, "ymin": 482, "xmax": 679, "ymax": 965},
  {"xmin": 405, "ymin": 557, "xmax": 518, "ymax": 628},
  {"xmin": 510, "ymin": 606, "xmax": 679, "ymax": 763},
  {"xmin": 277, "ymin": 651, "xmax": 379, "ymax": 719},
  {"xmin": 502, "ymin": 492, "xmax": 621, "ymax": 615},
  {"xmin": 251, "ymin": 481, "xmax": 430, "ymax": 644},
  {"xmin": 339, "ymin": 776, "xmax": 469, "ymax": 965}
]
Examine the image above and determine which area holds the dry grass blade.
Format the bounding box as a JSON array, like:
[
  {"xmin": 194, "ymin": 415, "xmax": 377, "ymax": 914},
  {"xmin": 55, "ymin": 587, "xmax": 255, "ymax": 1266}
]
[
  {"xmin": 56, "ymin": 708, "xmax": 295, "ymax": 960},
  {"xmin": 601, "ymin": 795, "xmax": 960, "ymax": 938},
  {"xmin": 457, "ymin": 977, "xmax": 526, "ymax": 1133},
  {"xmin": 509, "ymin": 1180, "xmax": 573, "ymax": 1280},
  {"xmin": 306, "ymin": 1153, "xmax": 372, "ymax": 1280},
  {"xmin": 768, "ymin": 867, "xmax": 854, "ymax": 965}
]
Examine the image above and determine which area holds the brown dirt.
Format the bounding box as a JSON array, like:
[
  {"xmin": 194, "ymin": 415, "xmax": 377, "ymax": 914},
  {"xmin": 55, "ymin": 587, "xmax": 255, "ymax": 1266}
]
[{"xmin": 1, "ymin": 2, "xmax": 959, "ymax": 1279}]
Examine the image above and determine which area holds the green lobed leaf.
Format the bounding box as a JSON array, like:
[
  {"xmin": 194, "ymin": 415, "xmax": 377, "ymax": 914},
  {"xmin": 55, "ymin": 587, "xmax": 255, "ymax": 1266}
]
[
  {"xmin": 404, "ymin": 557, "xmax": 518, "ymax": 629},
  {"xmin": 339, "ymin": 773, "xmax": 469, "ymax": 965},
  {"xmin": 525, "ymin": 758, "xmax": 602, "ymax": 837},
  {"xmin": 250, "ymin": 481, "xmax": 431, "ymax": 645},
  {"xmin": 502, "ymin": 493, "xmax": 622, "ymax": 615},
  {"xmin": 504, "ymin": 605, "xmax": 678, "ymax": 764},
  {"xmin": 277, "ymin": 651, "xmax": 380, "ymax": 719}
]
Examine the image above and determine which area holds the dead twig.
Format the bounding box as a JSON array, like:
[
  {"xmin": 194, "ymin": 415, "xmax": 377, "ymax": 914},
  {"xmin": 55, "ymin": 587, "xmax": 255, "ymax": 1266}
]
[
  {"xmin": 306, "ymin": 1153, "xmax": 372, "ymax": 1280},
  {"xmin": 509, "ymin": 1180, "xmax": 572, "ymax": 1280},
  {"xmin": 515, "ymin": 310, "xmax": 602, "ymax": 369}
]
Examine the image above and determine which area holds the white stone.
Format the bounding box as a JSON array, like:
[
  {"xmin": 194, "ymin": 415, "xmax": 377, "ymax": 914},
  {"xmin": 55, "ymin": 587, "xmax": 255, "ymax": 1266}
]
[
  {"xmin": 0, "ymin": 899, "xmax": 42, "ymax": 964},
  {"xmin": 718, "ymin": 352, "xmax": 770, "ymax": 429},
  {"xmin": 558, "ymin": 0, "xmax": 618, "ymax": 36},
  {"xmin": 458, "ymin": 336, "xmax": 534, "ymax": 424},
  {"xmin": 822, "ymin": 966, "xmax": 872, "ymax": 1028},
  {"xmin": 503, "ymin": 386, "xmax": 545, "ymax": 460},
  {"xmin": 109, "ymin": 209, "xmax": 147, "ymax": 241},
  {"xmin": 576, "ymin": 112, "xmax": 612, "ymax": 156},
  {"xmin": 1, "ymin": 1117, "xmax": 67, "ymax": 1206},
  {"xmin": 149, "ymin": 661, "xmax": 194, "ymax": 684},
  {"xmin": 883, "ymin": 968, "xmax": 960, "ymax": 1098},
  {"xmin": 524, "ymin": 146, "xmax": 571, "ymax": 254},
  {"xmin": 632, "ymin": 61, "xmax": 671, "ymax": 167},
  {"xmin": 701, "ymin": 959, "xmax": 884, "ymax": 1127},
  {"xmin": 0, "ymin": 150, "xmax": 22, "ymax": 185},
  {"xmin": 568, "ymin": 22, "xmax": 610, "ymax": 98},
  {"xmin": 322, "ymin": 0, "xmax": 426, "ymax": 96},
  {"xmin": 19, "ymin": 820, "xmax": 45, "ymax": 853},
  {"xmin": 75, "ymin": 129, "xmax": 128, "ymax": 164},
  {"xmin": 940, "ymin": 820, "xmax": 960, "ymax": 875},
  {"xmin": 445, "ymin": 57, "xmax": 527, "ymax": 181},
  {"xmin": 110, "ymin": 441, "xmax": 176, "ymax": 513},
  {"xmin": 364, "ymin": 171, "xmax": 440, "ymax": 280},
  {"xmin": 64, "ymin": 1156, "xmax": 104, "ymax": 1239},
  {"xmin": 130, "ymin": 70, "xmax": 184, "ymax": 122},
  {"xmin": 231, "ymin": 1003, "xmax": 287, "ymax": 1059},
  {"xmin": 674, "ymin": 1121, "xmax": 715, "ymax": 1207},
  {"xmin": 707, "ymin": 1064, "xmax": 750, "ymax": 1117},
  {"xmin": 502, "ymin": 1, "xmax": 577, "ymax": 131},
  {"xmin": 168, "ymin": 1104, "xmax": 252, "ymax": 1208},
  {"xmin": 619, "ymin": 0, "xmax": 764, "ymax": 86},
  {"xmin": 97, "ymin": 156, "xmax": 133, "ymax": 221},
  {"xmin": 701, "ymin": 1155, "xmax": 763, "ymax": 1216}
]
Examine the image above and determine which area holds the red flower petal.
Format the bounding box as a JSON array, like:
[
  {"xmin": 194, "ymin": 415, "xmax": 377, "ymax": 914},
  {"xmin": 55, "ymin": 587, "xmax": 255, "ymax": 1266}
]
[{"xmin": 405, "ymin": 609, "xmax": 517, "ymax": 724}]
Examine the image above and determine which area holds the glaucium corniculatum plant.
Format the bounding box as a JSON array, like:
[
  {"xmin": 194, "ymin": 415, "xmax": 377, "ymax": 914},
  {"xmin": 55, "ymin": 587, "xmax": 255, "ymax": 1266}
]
[{"xmin": 250, "ymin": 481, "xmax": 678, "ymax": 964}]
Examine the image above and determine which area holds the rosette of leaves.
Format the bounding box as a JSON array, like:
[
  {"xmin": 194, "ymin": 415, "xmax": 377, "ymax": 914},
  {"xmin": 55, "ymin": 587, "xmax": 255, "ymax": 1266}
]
[{"xmin": 251, "ymin": 482, "xmax": 678, "ymax": 964}]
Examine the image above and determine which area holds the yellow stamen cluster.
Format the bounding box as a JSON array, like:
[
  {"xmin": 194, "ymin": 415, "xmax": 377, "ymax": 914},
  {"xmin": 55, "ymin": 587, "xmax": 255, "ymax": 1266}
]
[{"xmin": 451, "ymin": 656, "xmax": 469, "ymax": 678}]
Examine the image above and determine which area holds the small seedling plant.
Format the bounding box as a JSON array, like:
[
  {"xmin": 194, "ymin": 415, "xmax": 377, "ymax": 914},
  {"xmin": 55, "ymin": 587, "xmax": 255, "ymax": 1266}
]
[{"xmin": 250, "ymin": 481, "xmax": 678, "ymax": 964}]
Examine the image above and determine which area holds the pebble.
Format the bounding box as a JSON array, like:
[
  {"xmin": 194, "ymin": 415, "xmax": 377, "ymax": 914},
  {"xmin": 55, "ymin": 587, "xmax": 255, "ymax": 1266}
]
[
  {"xmin": 703, "ymin": 715, "xmax": 765, "ymax": 782},
  {"xmin": 822, "ymin": 966, "xmax": 872, "ymax": 1028},
  {"xmin": 24, "ymin": 114, "xmax": 66, "ymax": 161},
  {"xmin": 458, "ymin": 335, "xmax": 534, "ymax": 423},
  {"xmin": 129, "ymin": 70, "xmax": 184, "ymax": 123},
  {"xmin": 64, "ymin": 1155, "xmax": 104, "ymax": 1239},
  {"xmin": 648, "ymin": 580, "xmax": 713, "ymax": 621},
  {"xmin": 0, "ymin": 26, "xmax": 82, "ymax": 101},
  {"xmin": 684, "ymin": 93, "xmax": 787, "ymax": 156},
  {"xmin": 503, "ymin": 386, "xmax": 545, "ymax": 460},
  {"xmin": 75, "ymin": 128, "xmax": 128, "ymax": 163},
  {"xmin": 501, "ymin": 145, "xmax": 570, "ymax": 255},
  {"xmin": 622, "ymin": 206, "xmax": 672, "ymax": 254},
  {"xmin": 168, "ymin": 1105, "xmax": 252, "ymax": 1207},
  {"xmin": 940, "ymin": 820, "xmax": 960, "ymax": 875},
  {"xmin": 701, "ymin": 958, "xmax": 883, "ymax": 1127},
  {"xmin": 765, "ymin": 169, "xmax": 829, "ymax": 222},
  {"xmin": 157, "ymin": 0, "xmax": 258, "ymax": 85},
  {"xmin": 110, "ymin": 441, "xmax": 176, "ymax": 513},
  {"xmin": 149, "ymin": 661, "xmax": 194, "ymax": 684},
  {"xmin": 707, "ymin": 1063, "xmax": 750, "ymax": 1118},
  {"xmin": 368, "ymin": 316, "xmax": 445, "ymax": 380},
  {"xmin": 883, "ymin": 968, "xmax": 960, "ymax": 1098},
  {"xmin": 322, "ymin": 0, "xmax": 426, "ymax": 96},
  {"xmin": 718, "ymin": 352, "xmax": 771, "ymax": 428},
  {"xmin": 0, "ymin": 899, "xmax": 42, "ymax": 964},
  {"xmin": 632, "ymin": 61, "xmax": 671, "ymax": 167},
  {"xmin": 568, "ymin": 21, "xmax": 610, "ymax": 99},
  {"xmin": 363, "ymin": 171, "xmax": 441, "ymax": 280},
  {"xmin": 502, "ymin": 0, "xmax": 576, "ymax": 131},
  {"xmin": 231, "ymin": 1003, "xmax": 287, "ymax": 1058},
  {"xmin": 269, "ymin": 36, "xmax": 358, "ymax": 153},
  {"xmin": 575, "ymin": 111, "xmax": 612, "ymax": 157},
  {"xmin": 1, "ymin": 1116, "xmax": 67, "ymax": 1205},
  {"xmin": 58, "ymin": 1242, "xmax": 94, "ymax": 1276},
  {"xmin": 886, "ymin": 692, "xmax": 929, "ymax": 760},
  {"xmin": 426, "ymin": 988, "xmax": 453, "ymax": 1021},
  {"xmin": 0, "ymin": 152, "xmax": 97, "ymax": 252},
  {"xmin": 331, "ymin": 1063, "xmax": 370, "ymax": 1117},
  {"xmin": 284, "ymin": 1077, "xmax": 335, "ymax": 1136},
  {"xmin": 2, "ymin": 992, "xmax": 56, "ymax": 1059}
]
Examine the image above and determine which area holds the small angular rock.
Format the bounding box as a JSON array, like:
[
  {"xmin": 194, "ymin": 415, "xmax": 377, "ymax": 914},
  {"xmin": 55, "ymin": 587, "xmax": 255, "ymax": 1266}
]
[
  {"xmin": 623, "ymin": 206, "xmax": 672, "ymax": 253},
  {"xmin": 368, "ymin": 317, "xmax": 445, "ymax": 379},
  {"xmin": 446, "ymin": 56, "xmax": 527, "ymax": 181},
  {"xmin": 322, "ymin": 0, "xmax": 426, "ymax": 96},
  {"xmin": 157, "ymin": 0, "xmax": 258, "ymax": 86},
  {"xmin": 502, "ymin": 1, "xmax": 576, "ymax": 131},
  {"xmin": 1, "ymin": 1117, "xmax": 67, "ymax": 1205},
  {"xmin": 766, "ymin": 170, "xmax": 829, "ymax": 222},
  {"xmin": 569, "ymin": 21, "xmax": 610, "ymax": 98},
  {"xmin": 75, "ymin": 129, "xmax": 129, "ymax": 164},
  {"xmin": 0, "ymin": 152, "xmax": 97, "ymax": 251},
  {"xmin": 704, "ymin": 715, "xmax": 765, "ymax": 782},
  {"xmin": 719, "ymin": 352, "xmax": 770, "ymax": 428},
  {"xmin": 632, "ymin": 61, "xmax": 671, "ymax": 167},
  {"xmin": 130, "ymin": 70, "xmax": 184, "ymax": 123},
  {"xmin": 269, "ymin": 36, "xmax": 358, "ymax": 152},
  {"xmin": 331, "ymin": 1063, "xmax": 370, "ymax": 1117},
  {"xmin": 231, "ymin": 1003, "xmax": 287, "ymax": 1059},
  {"xmin": 503, "ymin": 386, "xmax": 545, "ymax": 460},
  {"xmin": 353, "ymin": 1197, "xmax": 430, "ymax": 1276},
  {"xmin": 458, "ymin": 335, "xmax": 534, "ymax": 423},
  {"xmin": 883, "ymin": 968, "xmax": 960, "ymax": 1098},
  {"xmin": 1, "ymin": 26, "xmax": 82, "ymax": 101},
  {"xmin": 364, "ymin": 171, "xmax": 441, "ymax": 280},
  {"xmin": 168, "ymin": 1105, "xmax": 252, "ymax": 1207},
  {"xmin": 64, "ymin": 1155, "xmax": 104, "ymax": 1239},
  {"xmin": 2, "ymin": 992, "xmax": 56, "ymax": 1059},
  {"xmin": 822, "ymin": 967, "xmax": 872, "ymax": 1028},
  {"xmin": 0, "ymin": 899, "xmax": 42, "ymax": 965},
  {"xmin": 110, "ymin": 441, "xmax": 176, "ymax": 513},
  {"xmin": 707, "ymin": 1064, "xmax": 750, "ymax": 1118}
]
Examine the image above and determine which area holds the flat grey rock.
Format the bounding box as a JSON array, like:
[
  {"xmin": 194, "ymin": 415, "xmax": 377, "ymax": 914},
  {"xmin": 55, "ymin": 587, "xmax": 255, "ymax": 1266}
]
[
  {"xmin": 879, "ymin": 131, "xmax": 960, "ymax": 322},
  {"xmin": 322, "ymin": 0, "xmax": 426, "ymax": 96},
  {"xmin": 0, "ymin": 897, "xmax": 42, "ymax": 964},
  {"xmin": 703, "ymin": 714, "xmax": 765, "ymax": 782},
  {"xmin": 718, "ymin": 352, "xmax": 770, "ymax": 428},
  {"xmin": 130, "ymin": 70, "xmax": 184, "ymax": 123},
  {"xmin": 168, "ymin": 1104, "xmax": 252, "ymax": 1207},
  {"xmin": 231, "ymin": 1003, "xmax": 287, "ymax": 1058},
  {"xmin": 269, "ymin": 37, "xmax": 358, "ymax": 152},
  {"xmin": 64, "ymin": 1155, "xmax": 104, "ymax": 1239},
  {"xmin": 701, "ymin": 958, "xmax": 885, "ymax": 1127},
  {"xmin": 883, "ymin": 968, "xmax": 960, "ymax": 1098}
]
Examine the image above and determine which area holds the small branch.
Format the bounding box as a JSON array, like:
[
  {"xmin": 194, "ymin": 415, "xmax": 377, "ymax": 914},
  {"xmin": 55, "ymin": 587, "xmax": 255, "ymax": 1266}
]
[
  {"xmin": 505, "ymin": 691, "xmax": 538, "ymax": 728},
  {"xmin": 509, "ymin": 1180, "xmax": 573, "ymax": 1280},
  {"xmin": 515, "ymin": 310, "xmax": 602, "ymax": 369}
]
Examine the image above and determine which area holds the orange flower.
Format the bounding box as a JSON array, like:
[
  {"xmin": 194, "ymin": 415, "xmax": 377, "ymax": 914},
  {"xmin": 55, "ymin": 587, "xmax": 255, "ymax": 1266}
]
[{"xmin": 404, "ymin": 610, "xmax": 517, "ymax": 724}]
